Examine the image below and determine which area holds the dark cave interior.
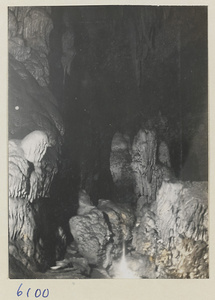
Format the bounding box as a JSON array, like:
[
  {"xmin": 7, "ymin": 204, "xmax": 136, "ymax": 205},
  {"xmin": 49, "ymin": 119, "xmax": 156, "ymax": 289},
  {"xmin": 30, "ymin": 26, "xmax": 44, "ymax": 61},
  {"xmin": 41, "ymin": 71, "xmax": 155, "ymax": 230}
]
[
  {"xmin": 8, "ymin": 6, "xmax": 208, "ymax": 279},
  {"xmin": 48, "ymin": 5, "xmax": 207, "ymax": 209}
]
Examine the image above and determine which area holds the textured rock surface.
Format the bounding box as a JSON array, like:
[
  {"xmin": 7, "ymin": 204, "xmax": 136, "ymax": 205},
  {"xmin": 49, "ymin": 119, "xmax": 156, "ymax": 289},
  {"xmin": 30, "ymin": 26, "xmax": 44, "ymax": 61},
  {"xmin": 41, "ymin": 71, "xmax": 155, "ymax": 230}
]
[
  {"xmin": 8, "ymin": 7, "xmax": 53, "ymax": 86},
  {"xmin": 110, "ymin": 129, "xmax": 173, "ymax": 205},
  {"xmin": 8, "ymin": 58, "xmax": 63, "ymax": 197},
  {"xmin": 97, "ymin": 199, "xmax": 135, "ymax": 246},
  {"xmin": 23, "ymin": 8, "xmax": 53, "ymax": 55},
  {"xmin": 132, "ymin": 181, "xmax": 208, "ymax": 278},
  {"xmin": 9, "ymin": 131, "xmax": 55, "ymax": 202},
  {"xmin": 8, "ymin": 7, "xmax": 64, "ymax": 276},
  {"xmin": 131, "ymin": 129, "xmax": 157, "ymax": 201},
  {"xmin": 69, "ymin": 208, "xmax": 111, "ymax": 266},
  {"xmin": 9, "ymin": 198, "xmax": 67, "ymax": 274},
  {"xmin": 9, "ymin": 199, "xmax": 37, "ymax": 268},
  {"xmin": 69, "ymin": 197, "xmax": 136, "ymax": 269}
]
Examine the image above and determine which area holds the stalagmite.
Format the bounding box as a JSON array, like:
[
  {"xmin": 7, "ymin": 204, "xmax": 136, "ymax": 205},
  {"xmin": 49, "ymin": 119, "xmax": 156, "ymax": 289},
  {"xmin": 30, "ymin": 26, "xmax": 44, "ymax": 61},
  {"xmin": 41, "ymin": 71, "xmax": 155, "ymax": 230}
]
[{"xmin": 131, "ymin": 129, "xmax": 157, "ymax": 201}]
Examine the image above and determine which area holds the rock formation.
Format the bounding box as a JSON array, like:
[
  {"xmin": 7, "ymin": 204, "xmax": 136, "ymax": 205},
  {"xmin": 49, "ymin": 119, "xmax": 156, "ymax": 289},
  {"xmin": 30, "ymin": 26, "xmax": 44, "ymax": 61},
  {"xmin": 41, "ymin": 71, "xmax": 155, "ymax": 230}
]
[
  {"xmin": 108, "ymin": 127, "xmax": 208, "ymax": 278},
  {"xmin": 8, "ymin": 7, "xmax": 65, "ymax": 275},
  {"xmin": 97, "ymin": 199, "xmax": 135, "ymax": 246},
  {"xmin": 110, "ymin": 128, "xmax": 174, "ymax": 205},
  {"xmin": 69, "ymin": 205, "xmax": 111, "ymax": 266},
  {"xmin": 9, "ymin": 7, "xmax": 53, "ymax": 86},
  {"xmin": 131, "ymin": 129, "xmax": 157, "ymax": 201},
  {"xmin": 69, "ymin": 192, "xmax": 135, "ymax": 269},
  {"xmin": 132, "ymin": 181, "xmax": 208, "ymax": 278},
  {"xmin": 9, "ymin": 130, "xmax": 55, "ymax": 202}
]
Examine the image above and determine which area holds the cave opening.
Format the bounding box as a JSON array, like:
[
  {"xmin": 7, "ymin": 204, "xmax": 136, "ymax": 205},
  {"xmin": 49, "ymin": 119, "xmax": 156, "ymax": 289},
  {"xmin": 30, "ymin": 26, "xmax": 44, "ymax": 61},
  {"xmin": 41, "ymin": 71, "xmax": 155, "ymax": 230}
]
[{"xmin": 8, "ymin": 6, "xmax": 208, "ymax": 279}]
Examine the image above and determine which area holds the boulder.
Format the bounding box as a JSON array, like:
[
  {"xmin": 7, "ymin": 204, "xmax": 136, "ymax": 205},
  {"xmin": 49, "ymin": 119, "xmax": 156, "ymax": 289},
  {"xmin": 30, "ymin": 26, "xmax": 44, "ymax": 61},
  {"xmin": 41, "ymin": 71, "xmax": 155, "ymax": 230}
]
[{"xmin": 69, "ymin": 207, "xmax": 111, "ymax": 266}]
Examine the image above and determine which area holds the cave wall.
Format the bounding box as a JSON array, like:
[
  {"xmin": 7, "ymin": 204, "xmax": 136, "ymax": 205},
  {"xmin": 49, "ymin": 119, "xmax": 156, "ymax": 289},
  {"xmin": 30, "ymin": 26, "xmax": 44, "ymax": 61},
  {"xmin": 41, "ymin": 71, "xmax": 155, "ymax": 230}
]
[{"xmin": 8, "ymin": 6, "xmax": 65, "ymax": 275}]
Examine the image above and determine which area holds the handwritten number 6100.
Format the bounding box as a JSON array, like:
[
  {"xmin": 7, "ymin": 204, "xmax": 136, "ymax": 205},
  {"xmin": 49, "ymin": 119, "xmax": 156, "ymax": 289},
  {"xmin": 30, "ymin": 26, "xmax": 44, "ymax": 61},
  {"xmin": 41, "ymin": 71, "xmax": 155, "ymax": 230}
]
[{"xmin": 17, "ymin": 284, "xmax": 49, "ymax": 298}]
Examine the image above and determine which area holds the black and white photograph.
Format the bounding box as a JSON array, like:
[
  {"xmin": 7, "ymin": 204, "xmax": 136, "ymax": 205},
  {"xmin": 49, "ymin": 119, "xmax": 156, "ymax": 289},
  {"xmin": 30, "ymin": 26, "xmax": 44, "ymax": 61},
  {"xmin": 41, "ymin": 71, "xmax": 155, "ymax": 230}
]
[{"xmin": 7, "ymin": 5, "xmax": 209, "ymax": 281}]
